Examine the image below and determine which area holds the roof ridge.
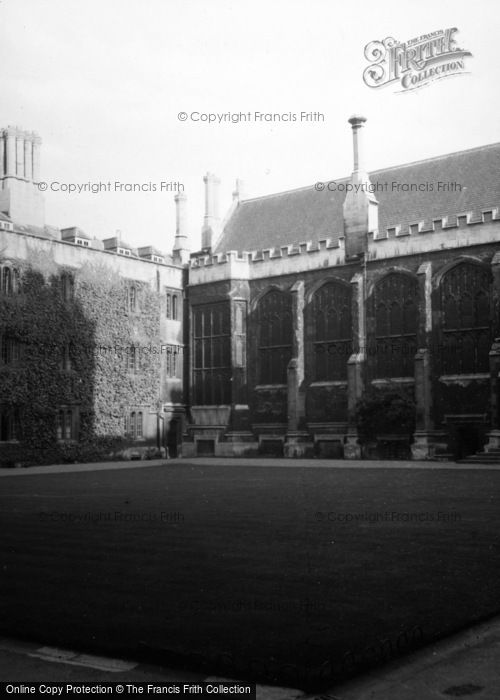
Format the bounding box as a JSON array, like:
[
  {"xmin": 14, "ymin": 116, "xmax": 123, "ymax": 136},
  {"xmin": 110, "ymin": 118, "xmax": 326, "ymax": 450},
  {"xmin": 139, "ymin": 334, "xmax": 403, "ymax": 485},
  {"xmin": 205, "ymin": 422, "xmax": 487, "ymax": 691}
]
[
  {"xmin": 370, "ymin": 141, "xmax": 500, "ymax": 177},
  {"xmin": 239, "ymin": 183, "xmax": 316, "ymax": 204},
  {"xmin": 237, "ymin": 141, "xmax": 500, "ymax": 206}
]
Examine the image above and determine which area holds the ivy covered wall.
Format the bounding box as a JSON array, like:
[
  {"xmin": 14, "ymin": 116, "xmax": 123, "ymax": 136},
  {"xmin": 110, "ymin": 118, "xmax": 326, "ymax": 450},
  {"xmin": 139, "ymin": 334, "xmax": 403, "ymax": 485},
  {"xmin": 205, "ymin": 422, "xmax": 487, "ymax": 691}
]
[{"xmin": 0, "ymin": 251, "xmax": 171, "ymax": 466}]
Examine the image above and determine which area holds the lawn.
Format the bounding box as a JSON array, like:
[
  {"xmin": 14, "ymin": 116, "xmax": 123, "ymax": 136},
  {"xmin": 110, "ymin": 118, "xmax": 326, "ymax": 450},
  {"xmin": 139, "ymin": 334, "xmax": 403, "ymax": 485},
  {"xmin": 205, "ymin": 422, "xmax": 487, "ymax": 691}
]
[{"xmin": 1, "ymin": 462, "xmax": 499, "ymax": 690}]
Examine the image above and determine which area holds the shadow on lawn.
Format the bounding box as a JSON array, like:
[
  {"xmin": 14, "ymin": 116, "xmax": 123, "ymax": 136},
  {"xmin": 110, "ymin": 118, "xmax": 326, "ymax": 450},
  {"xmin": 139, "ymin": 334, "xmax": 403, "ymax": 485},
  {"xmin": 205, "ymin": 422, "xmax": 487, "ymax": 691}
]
[
  {"xmin": 136, "ymin": 623, "xmax": 425, "ymax": 691},
  {"xmin": 2, "ymin": 465, "xmax": 500, "ymax": 691}
]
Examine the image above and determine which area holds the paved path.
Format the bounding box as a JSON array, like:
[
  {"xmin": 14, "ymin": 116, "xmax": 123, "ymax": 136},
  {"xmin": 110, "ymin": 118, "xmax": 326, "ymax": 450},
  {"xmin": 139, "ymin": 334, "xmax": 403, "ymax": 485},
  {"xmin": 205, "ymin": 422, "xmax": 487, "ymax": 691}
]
[
  {"xmin": 0, "ymin": 637, "xmax": 299, "ymax": 700},
  {"xmin": 2, "ymin": 616, "xmax": 500, "ymax": 699},
  {"xmin": 323, "ymin": 615, "xmax": 500, "ymax": 700},
  {"xmin": 1, "ymin": 456, "xmax": 499, "ymax": 477},
  {"xmin": 0, "ymin": 458, "xmax": 169, "ymax": 476}
]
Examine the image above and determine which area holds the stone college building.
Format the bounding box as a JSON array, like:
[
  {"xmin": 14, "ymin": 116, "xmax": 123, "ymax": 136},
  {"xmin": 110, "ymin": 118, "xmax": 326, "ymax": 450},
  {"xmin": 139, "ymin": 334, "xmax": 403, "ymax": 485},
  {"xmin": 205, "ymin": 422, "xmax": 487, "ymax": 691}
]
[{"xmin": 1, "ymin": 118, "xmax": 499, "ymax": 466}]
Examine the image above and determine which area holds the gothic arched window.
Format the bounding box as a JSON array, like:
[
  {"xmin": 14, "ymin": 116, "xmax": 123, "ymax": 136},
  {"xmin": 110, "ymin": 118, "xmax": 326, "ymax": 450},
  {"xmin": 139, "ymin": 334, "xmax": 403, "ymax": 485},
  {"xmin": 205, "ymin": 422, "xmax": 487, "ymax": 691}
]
[
  {"xmin": 257, "ymin": 290, "xmax": 292, "ymax": 384},
  {"xmin": 440, "ymin": 262, "xmax": 491, "ymax": 374},
  {"xmin": 374, "ymin": 273, "xmax": 418, "ymax": 378},
  {"xmin": 312, "ymin": 281, "xmax": 352, "ymax": 381},
  {"xmin": 0, "ymin": 266, "xmax": 21, "ymax": 295},
  {"xmin": 2, "ymin": 267, "xmax": 12, "ymax": 295}
]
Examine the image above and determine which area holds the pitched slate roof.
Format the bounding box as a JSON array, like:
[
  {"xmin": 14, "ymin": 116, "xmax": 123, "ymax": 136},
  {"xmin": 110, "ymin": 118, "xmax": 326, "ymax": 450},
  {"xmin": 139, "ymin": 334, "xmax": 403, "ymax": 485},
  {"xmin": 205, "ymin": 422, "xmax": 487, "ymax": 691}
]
[
  {"xmin": 214, "ymin": 142, "xmax": 500, "ymax": 253},
  {"xmin": 13, "ymin": 223, "xmax": 61, "ymax": 239},
  {"xmin": 137, "ymin": 245, "xmax": 165, "ymax": 257}
]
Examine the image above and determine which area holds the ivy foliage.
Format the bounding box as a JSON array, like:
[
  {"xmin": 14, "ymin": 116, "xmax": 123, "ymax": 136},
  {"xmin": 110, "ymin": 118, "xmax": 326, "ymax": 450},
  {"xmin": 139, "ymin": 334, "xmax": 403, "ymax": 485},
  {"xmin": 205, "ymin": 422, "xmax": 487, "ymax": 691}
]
[
  {"xmin": 0, "ymin": 256, "xmax": 162, "ymax": 466},
  {"xmin": 355, "ymin": 389, "xmax": 416, "ymax": 443}
]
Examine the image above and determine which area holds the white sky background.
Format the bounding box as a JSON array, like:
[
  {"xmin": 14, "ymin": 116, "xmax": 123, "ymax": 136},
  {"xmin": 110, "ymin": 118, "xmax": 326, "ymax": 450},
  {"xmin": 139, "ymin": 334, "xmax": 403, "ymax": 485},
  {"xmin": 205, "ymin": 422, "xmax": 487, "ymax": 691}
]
[{"xmin": 2, "ymin": 0, "xmax": 500, "ymax": 254}]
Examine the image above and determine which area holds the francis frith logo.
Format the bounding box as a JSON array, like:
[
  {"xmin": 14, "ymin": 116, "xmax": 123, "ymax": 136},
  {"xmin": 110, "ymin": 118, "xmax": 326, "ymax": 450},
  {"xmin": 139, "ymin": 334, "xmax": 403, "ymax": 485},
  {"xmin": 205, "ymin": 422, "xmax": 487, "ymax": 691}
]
[{"xmin": 363, "ymin": 28, "xmax": 472, "ymax": 91}]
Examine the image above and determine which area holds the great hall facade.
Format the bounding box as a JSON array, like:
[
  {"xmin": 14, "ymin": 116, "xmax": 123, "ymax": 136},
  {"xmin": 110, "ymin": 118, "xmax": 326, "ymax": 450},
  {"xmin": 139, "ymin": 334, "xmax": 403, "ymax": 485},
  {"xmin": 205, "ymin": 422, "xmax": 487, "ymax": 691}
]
[{"xmin": 1, "ymin": 118, "xmax": 499, "ymax": 465}]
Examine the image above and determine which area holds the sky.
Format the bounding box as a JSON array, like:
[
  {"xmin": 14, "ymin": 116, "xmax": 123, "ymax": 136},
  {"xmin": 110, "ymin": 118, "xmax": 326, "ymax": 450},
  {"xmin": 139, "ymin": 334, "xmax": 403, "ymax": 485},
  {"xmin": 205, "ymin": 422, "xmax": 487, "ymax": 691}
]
[{"xmin": 2, "ymin": 0, "xmax": 499, "ymax": 254}]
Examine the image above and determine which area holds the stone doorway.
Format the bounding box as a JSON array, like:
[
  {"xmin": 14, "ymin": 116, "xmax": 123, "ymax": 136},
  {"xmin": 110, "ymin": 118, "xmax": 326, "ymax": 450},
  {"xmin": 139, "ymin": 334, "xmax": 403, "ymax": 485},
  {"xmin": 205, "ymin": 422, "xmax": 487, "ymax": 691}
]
[
  {"xmin": 449, "ymin": 422, "xmax": 485, "ymax": 461},
  {"xmin": 166, "ymin": 417, "xmax": 181, "ymax": 458}
]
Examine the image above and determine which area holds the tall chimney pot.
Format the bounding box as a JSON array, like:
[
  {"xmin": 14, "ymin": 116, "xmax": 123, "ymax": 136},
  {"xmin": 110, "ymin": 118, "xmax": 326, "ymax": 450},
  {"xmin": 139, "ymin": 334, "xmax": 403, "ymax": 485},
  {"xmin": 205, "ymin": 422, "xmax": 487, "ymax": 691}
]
[
  {"xmin": 173, "ymin": 192, "xmax": 190, "ymax": 264},
  {"xmin": 342, "ymin": 115, "xmax": 379, "ymax": 258},
  {"xmin": 201, "ymin": 172, "xmax": 221, "ymax": 251},
  {"xmin": 348, "ymin": 114, "xmax": 367, "ymax": 173}
]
